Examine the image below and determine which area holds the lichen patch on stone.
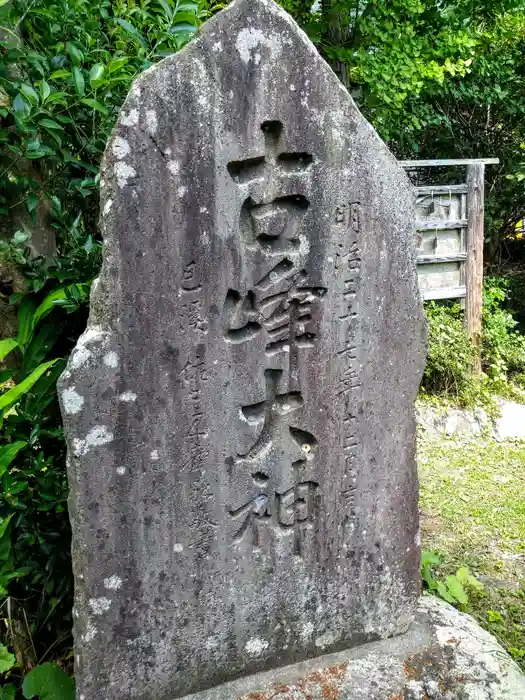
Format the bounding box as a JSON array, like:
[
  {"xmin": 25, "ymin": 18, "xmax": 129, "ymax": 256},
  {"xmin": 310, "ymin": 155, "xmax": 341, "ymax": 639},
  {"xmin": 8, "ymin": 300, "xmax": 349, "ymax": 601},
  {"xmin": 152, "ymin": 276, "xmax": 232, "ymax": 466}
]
[
  {"xmin": 119, "ymin": 391, "xmax": 137, "ymax": 402},
  {"xmin": 114, "ymin": 161, "xmax": 136, "ymax": 188},
  {"xmin": 121, "ymin": 108, "xmax": 139, "ymax": 127},
  {"xmin": 103, "ymin": 351, "xmax": 119, "ymax": 368},
  {"xmin": 89, "ymin": 597, "xmax": 112, "ymax": 615},
  {"xmin": 245, "ymin": 637, "xmax": 269, "ymax": 656},
  {"xmin": 104, "ymin": 575, "xmax": 122, "ymax": 590},
  {"xmin": 61, "ymin": 387, "xmax": 85, "ymax": 415}
]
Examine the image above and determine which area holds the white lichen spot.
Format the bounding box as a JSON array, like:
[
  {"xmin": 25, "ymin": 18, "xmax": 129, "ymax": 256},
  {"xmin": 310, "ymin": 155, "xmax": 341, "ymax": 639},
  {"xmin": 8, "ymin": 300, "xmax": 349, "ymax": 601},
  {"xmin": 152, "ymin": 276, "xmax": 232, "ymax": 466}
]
[
  {"xmin": 103, "ymin": 198, "xmax": 113, "ymax": 216},
  {"xmin": 103, "ymin": 351, "xmax": 119, "ymax": 368},
  {"xmin": 145, "ymin": 109, "xmax": 158, "ymax": 134},
  {"xmin": 205, "ymin": 637, "xmax": 219, "ymax": 650},
  {"xmin": 119, "ymin": 391, "xmax": 137, "ymax": 403},
  {"xmin": 173, "ymin": 543, "xmax": 184, "ymax": 553},
  {"xmin": 104, "ymin": 575, "xmax": 122, "ymax": 590},
  {"xmin": 62, "ymin": 387, "xmax": 84, "ymax": 415},
  {"xmin": 168, "ymin": 160, "xmax": 180, "ymax": 178},
  {"xmin": 72, "ymin": 438, "xmax": 85, "ymax": 458},
  {"xmin": 70, "ymin": 346, "xmax": 92, "ymax": 369},
  {"xmin": 116, "ymin": 466, "xmax": 126, "ymax": 475},
  {"xmin": 112, "ymin": 136, "xmax": 130, "ymax": 160},
  {"xmin": 79, "ymin": 327, "xmax": 105, "ymax": 346},
  {"xmin": 212, "ymin": 41, "xmax": 222, "ymax": 52},
  {"xmin": 235, "ymin": 27, "xmax": 281, "ymax": 65},
  {"xmin": 290, "ymin": 83, "xmax": 296, "ymax": 91},
  {"xmin": 89, "ymin": 597, "xmax": 112, "ymax": 615},
  {"xmin": 83, "ymin": 624, "xmax": 97, "ymax": 643},
  {"xmin": 114, "ymin": 161, "xmax": 136, "ymax": 188},
  {"xmin": 199, "ymin": 206, "xmax": 208, "ymax": 213},
  {"xmin": 298, "ymin": 234, "xmax": 310, "ymax": 256},
  {"xmin": 150, "ymin": 450, "xmax": 159, "ymax": 460},
  {"xmin": 84, "ymin": 425, "xmax": 114, "ymax": 453},
  {"xmin": 178, "ymin": 186, "xmax": 187, "ymax": 198},
  {"xmin": 121, "ymin": 108, "xmax": 139, "ymax": 127},
  {"xmin": 245, "ymin": 637, "xmax": 269, "ymax": 656},
  {"xmin": 165, "ymin": 147, "xmax": 172, "ymax": 156},
  {"xmin": 301, "ymin": 621, "xmax": 314, "ymax": 639},
  {"xmin": 315, "ymin": 630, "xmax": 339, "ymax": 649},
  {"xmin": 414, "ymin": 529, "xmax": 421, "ymax": 547}
]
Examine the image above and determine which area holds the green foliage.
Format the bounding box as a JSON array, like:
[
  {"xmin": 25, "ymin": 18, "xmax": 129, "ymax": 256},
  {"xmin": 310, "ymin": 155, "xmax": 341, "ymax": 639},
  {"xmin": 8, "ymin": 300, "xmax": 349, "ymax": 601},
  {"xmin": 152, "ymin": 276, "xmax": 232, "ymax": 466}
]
[
  {"xmin": 0, "ymin": 0, "xmax": 206, "ymax": 674},
  {"xmin": 422, "ymin": 277, "xmax": 525, "ymax": 405},
  {"xmin": 421, "ymin": 301, "xmax": 481, "ymax": 404},
  {"xmin": 280, "ymin": 0, "xmax": 525, "ymax": 254},
  {"xmin": 22, "ymin": 663, "xmax": 74, "ymax": 700},
  {"xmin": 482, "ymin": 276, "xmax": 525, "ymax": 387},
  {"xmin": 0, "ymin": 643, "xmax": 15, "ymax": 674},
  {"xmin": 421, "ymin": 550, "xmax": 483, "ymax": 608}
]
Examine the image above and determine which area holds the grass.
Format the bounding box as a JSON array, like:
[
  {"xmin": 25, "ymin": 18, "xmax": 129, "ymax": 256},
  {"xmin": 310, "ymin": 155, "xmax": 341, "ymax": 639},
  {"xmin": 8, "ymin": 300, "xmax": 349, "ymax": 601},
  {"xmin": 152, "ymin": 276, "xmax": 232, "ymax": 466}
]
[{"xmin": 418, "ymin": 435, "xmax": 525, "ymax": 669}]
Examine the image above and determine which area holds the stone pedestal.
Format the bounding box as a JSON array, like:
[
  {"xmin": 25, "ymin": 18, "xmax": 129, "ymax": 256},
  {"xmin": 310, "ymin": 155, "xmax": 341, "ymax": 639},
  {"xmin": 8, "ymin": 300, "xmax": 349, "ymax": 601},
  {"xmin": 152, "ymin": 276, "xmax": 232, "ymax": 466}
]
[{"xmin": 184, "ymin": 597, "xmax": 525, "ymax": 700}]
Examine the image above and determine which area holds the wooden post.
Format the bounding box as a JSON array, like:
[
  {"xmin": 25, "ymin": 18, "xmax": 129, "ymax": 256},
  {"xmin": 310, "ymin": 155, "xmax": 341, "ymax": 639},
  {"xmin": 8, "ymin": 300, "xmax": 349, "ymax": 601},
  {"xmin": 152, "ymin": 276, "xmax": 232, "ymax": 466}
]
[{"xmin": 465, "ymin": 163, "xmax": 485, "ymax": 372}]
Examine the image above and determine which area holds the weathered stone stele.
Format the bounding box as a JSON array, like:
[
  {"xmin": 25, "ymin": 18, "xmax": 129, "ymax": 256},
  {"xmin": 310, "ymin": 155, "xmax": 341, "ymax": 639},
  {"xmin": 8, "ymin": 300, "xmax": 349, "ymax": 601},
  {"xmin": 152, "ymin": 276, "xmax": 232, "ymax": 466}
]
[{"xmin": 59, "ymin": 1, "xmax": 426, "ymax": 698}]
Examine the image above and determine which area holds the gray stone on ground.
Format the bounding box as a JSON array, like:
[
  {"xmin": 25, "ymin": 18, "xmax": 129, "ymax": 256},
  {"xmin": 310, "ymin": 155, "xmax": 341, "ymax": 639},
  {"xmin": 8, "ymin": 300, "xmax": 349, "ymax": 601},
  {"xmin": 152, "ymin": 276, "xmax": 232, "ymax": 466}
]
[
  {"xmin": 183, "ymin": 596, "xmax": 525, "ymax": 699},
  {"xmin": 58, "ymin": 0, "xmax": 426, "ymax": 698}
]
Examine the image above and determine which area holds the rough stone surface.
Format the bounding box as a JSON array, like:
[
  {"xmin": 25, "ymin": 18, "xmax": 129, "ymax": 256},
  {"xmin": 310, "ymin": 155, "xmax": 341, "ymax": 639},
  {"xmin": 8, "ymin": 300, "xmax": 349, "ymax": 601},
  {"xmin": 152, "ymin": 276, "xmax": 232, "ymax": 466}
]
[
  {"xmin": 59, "ymin": 1, "xmax": 426, "ymax": 698},
  {"xmin": 417, "ymin": 399, "xmax": 525, "ymax": 441},
  {"xmin": 182, "ymin": 596, "xmax": 525, "ymax": 700}
]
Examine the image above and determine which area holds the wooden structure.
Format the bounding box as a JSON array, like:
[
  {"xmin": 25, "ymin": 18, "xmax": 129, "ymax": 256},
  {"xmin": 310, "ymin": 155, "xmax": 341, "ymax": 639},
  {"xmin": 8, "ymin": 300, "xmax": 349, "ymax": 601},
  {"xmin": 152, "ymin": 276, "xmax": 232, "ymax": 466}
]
[{"xmin": 400, "ymin": 158, "xmax": 499, "ymax": 367}]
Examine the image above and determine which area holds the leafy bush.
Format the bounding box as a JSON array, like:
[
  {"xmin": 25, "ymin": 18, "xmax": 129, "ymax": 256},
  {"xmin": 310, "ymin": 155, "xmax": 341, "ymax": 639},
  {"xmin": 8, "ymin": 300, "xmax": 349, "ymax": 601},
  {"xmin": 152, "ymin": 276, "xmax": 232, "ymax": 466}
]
[
  {"xmin": 483, "ymin": 276, "xmax": 525, "ymax": 387},
  {"xmin": 421, "ymin": 301, "xmax": 480, "ymax": 403},
  {"xmin": 0, "ymin": 0, "xmax": 205, "ymax": 681},
  {"xmin": 422, "ymin": 278, "xmax": 525, "ymax": 405}
]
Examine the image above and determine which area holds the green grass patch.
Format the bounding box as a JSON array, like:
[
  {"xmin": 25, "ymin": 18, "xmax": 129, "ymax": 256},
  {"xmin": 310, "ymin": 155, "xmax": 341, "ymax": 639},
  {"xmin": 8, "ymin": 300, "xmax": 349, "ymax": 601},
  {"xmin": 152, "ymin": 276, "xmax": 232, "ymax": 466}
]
[{"xmin": 418, "ymin": 435, "xmax": 525, "ymax": 669}]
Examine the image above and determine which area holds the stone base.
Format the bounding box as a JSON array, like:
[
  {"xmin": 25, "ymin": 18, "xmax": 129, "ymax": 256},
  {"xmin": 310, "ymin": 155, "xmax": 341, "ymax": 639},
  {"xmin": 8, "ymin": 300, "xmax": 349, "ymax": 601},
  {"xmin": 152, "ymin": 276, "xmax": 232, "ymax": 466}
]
[{"xmin": 183, "ymin": 596, "xmax": 525, "ymax": 699}]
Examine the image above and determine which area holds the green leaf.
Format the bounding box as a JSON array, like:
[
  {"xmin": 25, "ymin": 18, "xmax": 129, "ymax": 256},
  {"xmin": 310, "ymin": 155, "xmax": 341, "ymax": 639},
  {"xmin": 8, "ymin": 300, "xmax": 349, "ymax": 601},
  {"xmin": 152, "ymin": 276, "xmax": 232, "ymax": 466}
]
[
  {"xmin": 49, "ymin": 70, "xmax": 70, "ymax": 79},
  {"xmin": 0, "ymin": 515, "xmax": 13, "ymax": 542},
  {"xmin": 12, "ymin": 229, "xmax": 29, "ymax": 244},
  {"xmin": 72, "ymin": 67, "xmax": 85, "ymax": 96},
  {"xmin": 170, "ymin": 22, "xmax": 198, "ymax": 34},
  {"xmin": 0, "ymin": 338, "xmax": 18, "ymax": 361},
  {"xmin": 421, "ymin": 550, "xmax": 441, "ymax": 567},
  {"xmin": 12, "ymin": 93, "xmax": 28, "ymax": 114},
  {"xmin": 436, "ymin": 581, "xmax": 456, "ymax": 604},
  {"xmin": 39, "ymin": 118, "xmax": 63, "ymax": 130},
  {"xmin": 23, "ymin": 663, "xmax": 75, "ymax": 700},
  {"xmin": 33, "ymin": 284, "xmax": 90, "ymax": 328},
  {"xmin": 107, "ymin": 57, "xmax": 129, "ymax": 74},
  {"xmin": 0, "ymin": 684, "xmax": 16, "ymax": 700},
  {"xmin": 39, "ymin": 80, "xmax": 51, "ymax": 102},
  {"xmin": 16, "ymin": 296, "xmax": 38, "ymax": 348},
  {"xmin": 27, "ymin": 194, "xmax": 40, "ymax": 214},
  {"xmin": 456, "ymin": 567, "xmax": 484, "ymax": 591},
  {"xmin": 158, "ymin": 0, "xmax": 173, "ymax": 20},
  {"xmin": 81, "ymin": 98, "xmax": 108, "ymax": 115},
  {"xmin": 445, "ymin": 575, "xmax": 469, "ymax": 605},
  {"xmin": 0, "ymin": 359, "xmax": 59, "ymax": 417},
  {"xmin": 22, "ymin": 320, "xmax": 60, "ymax": 376},
  {"xmin": 20, "ymin": 84, "xmax": 39, "ymax": 104},
  {"xmin": 89, "ymin": 63, "xmax": 105, "ymax": 86},
  {"xmin": 66, "ymin": 42, "xmax": 83, "ymax": 66},
  {"xmin": 177, "ymin": 1, "xmax": 198, "ymax": 11},
  {"xmin": 0, "ymin": 441, "xmax": 27, "ymax": 478},
  {"xmin": 0, "ymin": 644, "xmax": 15, "ymax": 674},
  {"xmin": 116, "ymin": 19, "xmax": 148, "ymax": 49}
]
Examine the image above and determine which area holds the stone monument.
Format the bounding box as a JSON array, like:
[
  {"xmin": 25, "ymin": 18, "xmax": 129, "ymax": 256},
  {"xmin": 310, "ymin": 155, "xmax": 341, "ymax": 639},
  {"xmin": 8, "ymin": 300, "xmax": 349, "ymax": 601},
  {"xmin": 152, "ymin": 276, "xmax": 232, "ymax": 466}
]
[{"xmin": 60, "ymin": 0, "xmax": 428, "ymax": 698}]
